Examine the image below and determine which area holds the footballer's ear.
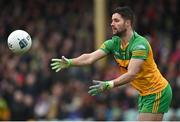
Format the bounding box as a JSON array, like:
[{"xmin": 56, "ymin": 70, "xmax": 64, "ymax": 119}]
[{"xmin": 125, "ymin": 20, "xmax": 131, "ymax": 26}]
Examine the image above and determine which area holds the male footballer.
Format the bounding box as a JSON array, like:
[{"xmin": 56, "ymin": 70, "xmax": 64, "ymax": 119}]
[{"xmin": 51, "ymin": 6, "xmax": 172, "ymax": 121}]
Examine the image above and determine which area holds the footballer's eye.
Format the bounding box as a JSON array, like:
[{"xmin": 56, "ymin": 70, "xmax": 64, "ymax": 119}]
[
  {"xmin": 111, "ymin": 18, "xmax": 120, "ymax": 23},
  {"xmin": 114, "ymin": 19, "xmax": 120, "ymax": 22}
]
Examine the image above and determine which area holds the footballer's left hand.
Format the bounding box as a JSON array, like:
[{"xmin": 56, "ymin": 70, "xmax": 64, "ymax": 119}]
[{"xmin": 88, "ymin": 80, "xmax": 114, "ymax": 96}]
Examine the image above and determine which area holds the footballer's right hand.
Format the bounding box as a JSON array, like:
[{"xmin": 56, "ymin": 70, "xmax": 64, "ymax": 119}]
[{"xmin": 51, "ymin": 56, "xmax": 72, "ymax": 72}]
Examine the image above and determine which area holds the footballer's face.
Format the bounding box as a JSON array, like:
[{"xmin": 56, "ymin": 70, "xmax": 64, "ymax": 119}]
[{"xmin": 111, "ymin": 13, "xmax": 127, "ymax": 36}]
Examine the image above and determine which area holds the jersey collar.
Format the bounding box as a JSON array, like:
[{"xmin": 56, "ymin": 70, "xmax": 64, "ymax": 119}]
[{"xmin": 113, "ymin": 31, "xmax": 137, "ymax": 50}]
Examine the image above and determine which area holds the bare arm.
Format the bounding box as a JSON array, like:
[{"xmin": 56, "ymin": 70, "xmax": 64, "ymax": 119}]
[
  {"xmin": 88, "ymin": 58, "xmax": 145, "ymax": 96},
  {"xmin": 111, "ymin": 58, "xmax": 144, "ymax": 87},
  {"xmin": 71, "ymin": 49, "xmax": 107, "ymax": 66}
]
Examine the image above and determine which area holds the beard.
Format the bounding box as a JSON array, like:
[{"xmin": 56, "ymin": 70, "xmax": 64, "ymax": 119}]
[{"xmin": 113, "ymin": 28, "xmax": 127, "ymax": 37}]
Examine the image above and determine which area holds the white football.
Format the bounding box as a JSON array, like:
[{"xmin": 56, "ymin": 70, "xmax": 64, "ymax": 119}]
[{"xmin": 7, "ymin": 30, "xmax": 32, "ymax": 54}]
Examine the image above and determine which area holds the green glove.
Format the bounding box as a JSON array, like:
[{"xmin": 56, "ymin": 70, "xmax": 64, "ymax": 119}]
[
  {"xmin": 88, "ymin": 80, "xmax": 114, "ymax": 96},
  {"xmin": 51, "ymin": 56, "xmax": 72, "ymax": 72}
]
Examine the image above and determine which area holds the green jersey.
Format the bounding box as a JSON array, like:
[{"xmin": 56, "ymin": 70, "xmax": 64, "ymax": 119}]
[{"xmin": 99, "ymin": 32, "xmax": 168, "ymax": 96}]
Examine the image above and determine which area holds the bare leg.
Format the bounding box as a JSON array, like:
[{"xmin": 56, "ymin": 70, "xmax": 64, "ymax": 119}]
[{"xmin": 138, "ymin": 113, "xmax": 164, "ymax": 121}]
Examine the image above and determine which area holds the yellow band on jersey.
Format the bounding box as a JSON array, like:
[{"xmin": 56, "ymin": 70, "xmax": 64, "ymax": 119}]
[{"xmin": 132, "ymin": 50, "xmax": 146, "ymax": 57}]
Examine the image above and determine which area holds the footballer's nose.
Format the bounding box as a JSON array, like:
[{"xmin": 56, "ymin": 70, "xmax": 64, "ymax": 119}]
[{"xmin": 111, "ymin": 21, "xmax": 115, "ymax": 27}]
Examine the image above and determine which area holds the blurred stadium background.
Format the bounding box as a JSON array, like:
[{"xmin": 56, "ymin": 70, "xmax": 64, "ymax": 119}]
[{"xmin": 0, "ymin": 0, "xmax": 180, "ymax": 121}]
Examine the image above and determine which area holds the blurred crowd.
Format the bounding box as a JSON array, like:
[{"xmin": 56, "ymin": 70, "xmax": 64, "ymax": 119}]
[{"xmin": 0, "ymin": 0, "xmax": 180, "ymax": 121}]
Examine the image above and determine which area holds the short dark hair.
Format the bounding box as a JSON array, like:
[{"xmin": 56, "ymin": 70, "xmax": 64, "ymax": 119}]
[{"xmin": 112, "ymin": 6, "xmax": 135, "ymax": 28}]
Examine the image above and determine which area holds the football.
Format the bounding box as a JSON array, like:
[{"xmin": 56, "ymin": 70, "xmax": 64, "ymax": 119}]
[{"xmin": 7, "ymin": 30, "xmax": 32, "ymax": 54}]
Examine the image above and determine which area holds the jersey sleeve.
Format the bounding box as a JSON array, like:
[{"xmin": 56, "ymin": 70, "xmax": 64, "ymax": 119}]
[
  {"xmin": 131, "ymin": 39, "xmax": 149, "ymax": 60},
  {"xmin": 99, "ymin": 39, "xmax": 113, "ymax": 54}
]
